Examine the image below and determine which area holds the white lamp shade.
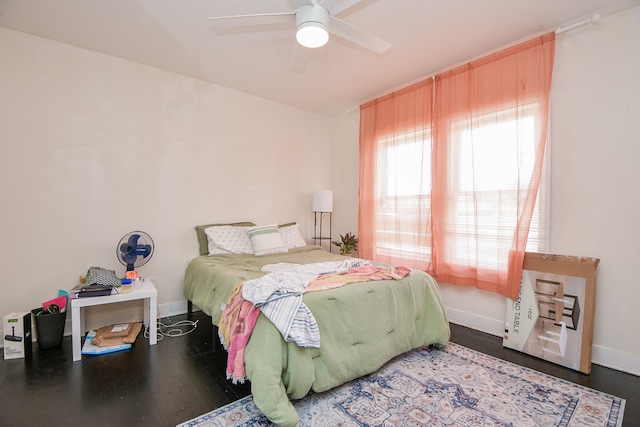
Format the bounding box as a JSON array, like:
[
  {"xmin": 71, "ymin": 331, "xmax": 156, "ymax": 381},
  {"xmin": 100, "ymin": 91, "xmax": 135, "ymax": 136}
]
[{"xmin": 313, "ymin": 190, "xmax": 333, "ymax": 212}]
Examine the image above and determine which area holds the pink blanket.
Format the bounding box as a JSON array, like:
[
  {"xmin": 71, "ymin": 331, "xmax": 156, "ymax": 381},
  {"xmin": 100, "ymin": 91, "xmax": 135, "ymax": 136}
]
[
  {"xmin": 218, "ymin": 283, "xmax": 260, "ymax": 384},
  {"xmin": 307, "ymin": 264, "xmax": 411, "ymax": 292}
]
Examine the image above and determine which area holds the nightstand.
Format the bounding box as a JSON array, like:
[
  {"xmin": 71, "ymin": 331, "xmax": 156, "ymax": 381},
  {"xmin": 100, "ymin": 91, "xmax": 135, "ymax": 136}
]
[{"xmin": 70, "ymin": 278, "xmax": 157, "ymax": 361}]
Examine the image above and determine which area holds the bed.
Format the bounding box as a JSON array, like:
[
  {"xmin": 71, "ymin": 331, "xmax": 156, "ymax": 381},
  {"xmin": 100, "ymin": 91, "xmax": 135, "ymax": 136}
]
[{"xmin": 184, "ymin": 223, "xmax": 450, "ymax": 427}]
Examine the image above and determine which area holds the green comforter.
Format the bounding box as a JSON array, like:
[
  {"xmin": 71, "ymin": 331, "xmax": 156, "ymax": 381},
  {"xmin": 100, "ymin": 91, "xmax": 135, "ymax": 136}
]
[{"xmin": 184, "ymin": 246, "xmax": 450, "ymax": 427}]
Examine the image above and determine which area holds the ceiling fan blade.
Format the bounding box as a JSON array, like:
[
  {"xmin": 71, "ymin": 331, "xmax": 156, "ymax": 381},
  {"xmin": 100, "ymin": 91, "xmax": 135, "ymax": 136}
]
[
  {"xmin": 319, "ymin": 0, "xmax": 363, "ymax": 16},
  {"xmin": 328, "ymin": 16, "xmax": 391, "ymax": 54},
  {"xmin": 208, "ymin": 12, "xmax": 294, "ymax": 28}
]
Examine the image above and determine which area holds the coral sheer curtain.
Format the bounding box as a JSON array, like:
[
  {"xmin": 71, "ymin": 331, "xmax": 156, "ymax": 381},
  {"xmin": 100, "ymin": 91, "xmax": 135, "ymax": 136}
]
[
  {"xmin": 359, "ymin": 33, "xmax": 555, "ymax": 300},
  {"xmin": 359, "ymin": 79, "xmax": 434, "ymax": 271}
]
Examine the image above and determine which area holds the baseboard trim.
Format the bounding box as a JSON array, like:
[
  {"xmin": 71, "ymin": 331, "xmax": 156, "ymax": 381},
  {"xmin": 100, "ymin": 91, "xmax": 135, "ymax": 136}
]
[
  {"xmin": 445, "ymin": 306, "xmax": 505, "ymax": 337},
  {"xmin": 591, "ymin": 343, "xmax": 640, "ymax": 377}
]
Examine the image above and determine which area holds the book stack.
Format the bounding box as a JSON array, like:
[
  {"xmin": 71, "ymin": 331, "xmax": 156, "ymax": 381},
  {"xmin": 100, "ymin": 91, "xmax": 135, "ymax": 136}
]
[
  {"xmin": 81, "ymin": 330, "xmax": 131, "ymax": 355},
  {"xmin": 70, "ymin": 284, "xmax": 115, "ymax": 298},
  {"xmin": 81, "ymin": 322, "xmax": 142, "ymax": 355}
]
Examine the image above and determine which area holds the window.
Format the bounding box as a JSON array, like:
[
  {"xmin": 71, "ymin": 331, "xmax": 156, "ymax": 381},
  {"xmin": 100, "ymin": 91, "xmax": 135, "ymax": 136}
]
[
  {"xmin": 444, "ymin": 104, "xmax": 548, "ymax": 270},
  {"xmin": 374, "ymin": 104, "xmax": 548, "ymax": 267},
  {"xmin": 359, "ymin": 33, "xmax": 555, "ymax": 299},
  {"xmin": 375, "ymin": 129, "xmax": 433, "ymax": 262}
]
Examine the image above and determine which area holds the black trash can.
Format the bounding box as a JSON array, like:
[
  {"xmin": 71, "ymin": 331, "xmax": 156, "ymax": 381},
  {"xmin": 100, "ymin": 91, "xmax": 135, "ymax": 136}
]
[{"xmin": 31, "ymin": 308, "xmax": 67, "ymax": 350}]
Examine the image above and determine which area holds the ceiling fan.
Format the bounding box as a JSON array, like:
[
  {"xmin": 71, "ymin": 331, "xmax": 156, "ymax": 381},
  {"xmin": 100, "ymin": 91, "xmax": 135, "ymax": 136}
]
[{"xmin": 208, "ymin": 0, "xmax": 392, "ymax": 54}]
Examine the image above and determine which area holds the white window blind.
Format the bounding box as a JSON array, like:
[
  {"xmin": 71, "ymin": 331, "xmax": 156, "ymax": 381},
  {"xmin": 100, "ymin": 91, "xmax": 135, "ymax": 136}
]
[{"xmin": 374, "ymin": 103, "xmax": 548, "ymax": 265}]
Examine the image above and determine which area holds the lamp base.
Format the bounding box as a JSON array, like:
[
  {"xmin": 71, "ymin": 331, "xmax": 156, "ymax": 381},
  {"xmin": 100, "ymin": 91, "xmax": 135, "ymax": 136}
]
[{"xmin": 313, "ymin": 211, "xmax": 332, "ymax": 253}]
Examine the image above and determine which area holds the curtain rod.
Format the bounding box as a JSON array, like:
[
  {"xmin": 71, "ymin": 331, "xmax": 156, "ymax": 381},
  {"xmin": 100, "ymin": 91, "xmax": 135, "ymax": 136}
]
[
  {"xmin": 556, "ymin": 13, "xmax": 601, "ymax": 34},
  {"xmin": 346, "ymin": 12, "xmax": 607, "ymax": 114}
]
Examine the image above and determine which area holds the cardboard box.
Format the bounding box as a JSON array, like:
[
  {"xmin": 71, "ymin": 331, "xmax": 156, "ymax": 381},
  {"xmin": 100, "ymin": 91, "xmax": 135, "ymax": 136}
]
[
  {"xmin": 3, "ymin": 312, "xmax": 32, "ymax": 360},
  {"xmin": 503, "ymin": 252, "xmax": 599, "ymax": 374}
]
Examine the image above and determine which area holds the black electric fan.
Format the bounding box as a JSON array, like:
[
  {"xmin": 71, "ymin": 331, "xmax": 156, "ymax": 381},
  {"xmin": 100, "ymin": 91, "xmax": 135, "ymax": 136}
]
[{"xmin": 117, "ymin": 231, "xmax": 154, "ymax": 272}]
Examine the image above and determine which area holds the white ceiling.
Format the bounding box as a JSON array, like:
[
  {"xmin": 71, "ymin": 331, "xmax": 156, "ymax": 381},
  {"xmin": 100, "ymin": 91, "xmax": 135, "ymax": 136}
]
[{"xmin": 1, "ymin": 0, "xmax": 639, "ymax": 116}]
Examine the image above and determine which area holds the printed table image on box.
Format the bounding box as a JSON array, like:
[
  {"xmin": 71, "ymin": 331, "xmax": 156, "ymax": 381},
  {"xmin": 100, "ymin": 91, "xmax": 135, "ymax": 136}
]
[
  {"xmin": 503, "ymin": 252, "xmax": 599, "ymax": 374},
  {"xmin": 504, "ymin": 270, "xmax": 586, "ymax": 371}
]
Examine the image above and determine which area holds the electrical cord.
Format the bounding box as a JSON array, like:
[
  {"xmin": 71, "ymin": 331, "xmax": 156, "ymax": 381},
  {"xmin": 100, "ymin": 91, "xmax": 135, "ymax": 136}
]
[{"xmin": 143, "ymin": 317, "xmax": 198, "ymax": 341}]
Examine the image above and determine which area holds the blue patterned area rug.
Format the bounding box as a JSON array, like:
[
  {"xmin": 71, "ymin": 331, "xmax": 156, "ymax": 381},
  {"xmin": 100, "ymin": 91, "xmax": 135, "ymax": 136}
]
[{"xmin": 178, "ymin": 342, "xmax": 625, "ymax": 426}]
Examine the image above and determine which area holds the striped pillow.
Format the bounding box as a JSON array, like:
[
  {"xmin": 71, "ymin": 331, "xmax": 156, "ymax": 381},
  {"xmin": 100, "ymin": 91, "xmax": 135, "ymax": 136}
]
[{"xmin": 248, "ymin": 224, "xmax": 289, "ymax": 256}]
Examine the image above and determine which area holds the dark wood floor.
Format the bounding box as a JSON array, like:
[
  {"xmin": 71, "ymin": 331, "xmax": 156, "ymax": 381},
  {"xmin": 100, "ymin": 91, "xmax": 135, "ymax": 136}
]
[{"xmin": 1, "ymin": 311, "xmax": 637, "ymax": 426}]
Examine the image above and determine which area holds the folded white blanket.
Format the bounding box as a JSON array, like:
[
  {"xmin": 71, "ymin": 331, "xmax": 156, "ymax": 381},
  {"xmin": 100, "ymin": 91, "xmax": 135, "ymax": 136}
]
[{"xmin": 242, "ymin": 259, "xmax": 370, "ymax": 347}]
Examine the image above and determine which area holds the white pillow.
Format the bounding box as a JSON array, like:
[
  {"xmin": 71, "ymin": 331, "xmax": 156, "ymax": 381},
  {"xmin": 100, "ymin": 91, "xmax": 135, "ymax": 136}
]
[
  {"xmin": 248, "ymin": 224, "xmax": 289, "ymax": 256},
  {"xmin": 204, "ymin": 225, "xmax": 254, "ymax": 255},
  {"xmin": 278, "ymin": 223, "xmax": 307, "ymax": 249}
]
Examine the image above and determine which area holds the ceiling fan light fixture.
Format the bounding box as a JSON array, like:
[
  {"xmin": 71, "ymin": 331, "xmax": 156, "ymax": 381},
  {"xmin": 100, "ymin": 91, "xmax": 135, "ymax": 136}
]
[
  {"xmin": 295, "ymin": 4, "xmax": 330, "ymax": 49},
  {"xmin": 296, "ymin": 22, "xmax": 329, "ymax": 48}
]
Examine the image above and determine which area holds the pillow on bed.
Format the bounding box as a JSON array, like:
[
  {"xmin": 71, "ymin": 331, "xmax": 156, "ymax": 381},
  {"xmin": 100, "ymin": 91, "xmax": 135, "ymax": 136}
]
[
  {"xmin": 205, "ymin": 225, "xmax": 254, "ymax": 255},
  {"xmin": 278, "ymin": 223, "xmax": 307, "ymax": 249},
  {"xmin": 195, "ymin": 222, "xmax": 255, "ymax": 256},
  {"xmin": 248, "ymin": 224, "xmax": 289, "ymax": 256}
]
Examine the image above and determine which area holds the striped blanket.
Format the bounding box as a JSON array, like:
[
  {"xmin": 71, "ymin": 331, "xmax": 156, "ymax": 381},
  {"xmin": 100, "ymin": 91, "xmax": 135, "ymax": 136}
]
[{"xmin": 241, "ymin": 259, "xmax": 371, "ymax": 348}]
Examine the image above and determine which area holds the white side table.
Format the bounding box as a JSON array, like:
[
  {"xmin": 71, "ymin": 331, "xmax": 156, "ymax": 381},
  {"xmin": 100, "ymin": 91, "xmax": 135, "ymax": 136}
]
[{"xmin": 71, "ymin": 278, "xmax": 157, "ymax": 361}]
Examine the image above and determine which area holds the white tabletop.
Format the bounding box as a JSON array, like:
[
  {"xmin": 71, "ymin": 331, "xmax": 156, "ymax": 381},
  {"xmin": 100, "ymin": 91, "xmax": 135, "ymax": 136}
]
[{"xmin": 71, "ymin": 278, "xmax": 157, "ymax": 308}]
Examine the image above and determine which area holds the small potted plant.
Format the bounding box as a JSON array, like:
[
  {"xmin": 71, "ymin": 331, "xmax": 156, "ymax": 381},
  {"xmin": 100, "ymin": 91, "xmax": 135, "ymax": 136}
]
[{"xmin": 332, "ymin": 232, "xmax": 358, "ymax": 256}]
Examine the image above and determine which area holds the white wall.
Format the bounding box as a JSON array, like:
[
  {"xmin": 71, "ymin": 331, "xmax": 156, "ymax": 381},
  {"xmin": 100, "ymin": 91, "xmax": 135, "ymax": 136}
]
[
  {"xmin": 330, "ymin": 7, "xmax": 640, "ymax": 375},
  {"xmin": 329, "ymin": 112, "xmax": 360, "ymax": 238},
  {"xmin": 548, "ymin": 7, "xmax": 640, "ymax": 374},
  {"xmin": 0, "ymin": 27, "xmax": 331, "ymax": 330}
]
